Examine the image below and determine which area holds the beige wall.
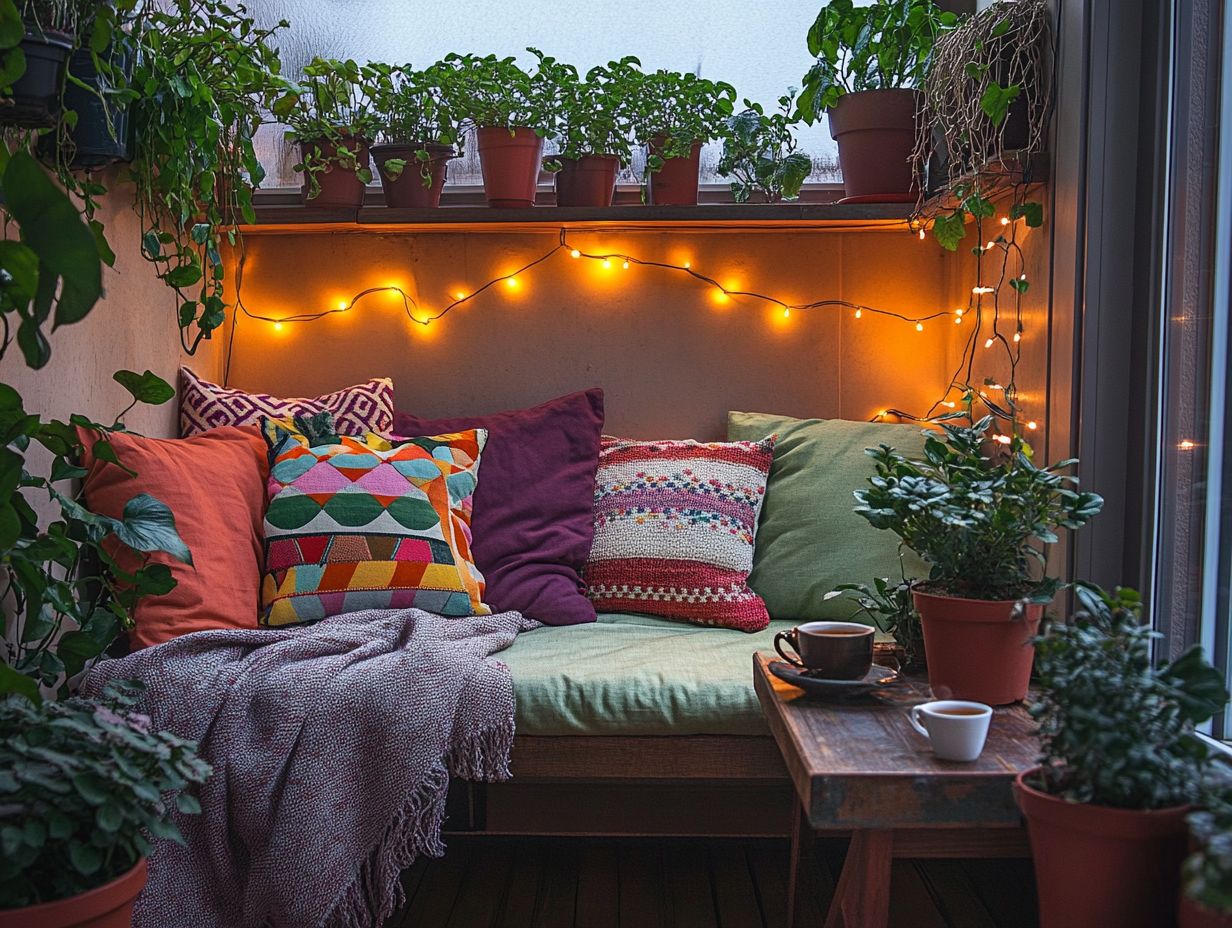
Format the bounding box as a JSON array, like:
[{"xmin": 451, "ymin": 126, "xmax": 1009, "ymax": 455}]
[
  {"xmin": 0, "ymin": 171, "xmax": 222, "ymax": 436},
  {"xmin": 224, "ymin": 227, "xmax": 976, "ymax": 439}
]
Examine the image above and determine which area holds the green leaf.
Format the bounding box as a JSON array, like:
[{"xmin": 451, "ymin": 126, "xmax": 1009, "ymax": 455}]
[
  {"xmin": 114, "ymin": 494, "xmax": 193, "ymax": 565},
  {"xmin": 68, "ymin": 842, "xmax": 102, "ymax": 876},
  {"xmin": 932, "ymin": 212, "xmax": 967, "ymax": 251},
  {"xmin": 979, "ymin": 82, "xmax": 1021, "ymax": 127},
  {"xmin": 113, "ymin": 370, "xmax": 175, "ymax": 406},
  {"xmin": 0, "ymin": 662, "xmax": 40, "ymax": 704},
  {"xmin": 1011, "ymin": 201, "xmax": 1044, "ymax": 227},
  {"xmin": 176, "ymin": 791, "xmax": 202, "ymax": 815},
  {"xmin": 163, "ymin": 263, "xmax": 202, "ymax": 289},
  {"xmin": 0, "ymin": 0, "xmax": 23, "ymax": 48}
]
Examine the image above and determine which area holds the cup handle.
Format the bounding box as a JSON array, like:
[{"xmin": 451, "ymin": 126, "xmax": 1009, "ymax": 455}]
[
  {"xmin": 908, "ymin": 706, "xmax": 930, "ymax": 740},
  {"xmin": 774, "ymin": 630, "xmax": 804, "ymax": 667}
]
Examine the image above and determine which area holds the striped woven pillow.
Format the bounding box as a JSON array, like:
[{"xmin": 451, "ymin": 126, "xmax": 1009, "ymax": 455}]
[{"xmin": 582, "ymin": 436, "xmax": 775, "ymax": 632}]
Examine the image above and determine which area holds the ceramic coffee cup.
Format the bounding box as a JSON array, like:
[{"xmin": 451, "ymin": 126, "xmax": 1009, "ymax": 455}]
[
  {"xmin": 908, "ymin": 700, "xmax": 993, "ymax": 762},
  {"xmin": 773, "ymin": 621, "xmax": 874, "ymax": 680}
]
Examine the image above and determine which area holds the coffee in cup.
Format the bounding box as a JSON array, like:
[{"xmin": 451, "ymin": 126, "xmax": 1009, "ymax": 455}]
[
  {"xmin": 908, "ymin": 700, "xmax": 992, "ymax": 762},
  {"xmin": 773, "ymin": 621, "xmax": 875, "ymax": 680}
]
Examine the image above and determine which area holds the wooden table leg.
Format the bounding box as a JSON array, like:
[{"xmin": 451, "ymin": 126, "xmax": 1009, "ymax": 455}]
[
  {"xmin": 787, "ymin": 803, "xmax": 818, "ymax": 928},
  {"xmin": 823, "ymin": 830, "xmax": 893, "ymax": 928}
]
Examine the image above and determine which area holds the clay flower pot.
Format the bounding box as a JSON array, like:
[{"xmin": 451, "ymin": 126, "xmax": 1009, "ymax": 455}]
[
  {"xmin": 1, "ymin": 30, "xmax": 73, "ymax": 128},
  {"xmin": 827, "ymin": 88, "xmax": 920, "ymax": 201},
  {"xmin": 1180, "ymin": 898, "xmax": 1232, "ymax": 928},
  {"xmin": 0, "ymin": 858, "xmax": 147, "ymax": 928},
  {"xmin": 647, "ymin": 138, "xmax": 702, "ymax": 206},
  {"xmin": 912, "ymin": 588, "xmax": 1042, "ymax": 705},
  {"xmin": 1015, "ymin": 770, "xmax": 1189, "ymax": 928},
  {"xmin": 553, "ymin": 154, "xmax": 620, "ymax": 207},
  {"xmin": 476, "ymin": 126, "xmax": 544, "ymax": 208},
  {"xmin": 372, "ymin": 142, "xmax": 456, "ymax": 209},
  {"xmin": 298, "ymin": 135, "xmax": 370, "ymax": 210}
]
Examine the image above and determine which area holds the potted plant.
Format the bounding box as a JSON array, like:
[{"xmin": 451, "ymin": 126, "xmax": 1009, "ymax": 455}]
[
  {"xmin": 541, "ymin": 54, "xmax": 641, "ymax": 208},
  {"xmin": 444, "ymin": 52, "xmax": 551, "ymax": 209},
  {"xmin": 1015, "ymin": 585, "xmax": 1229, "ymax": 928},
  {"xmin": 716, "ymin": 90, "xmax": 813, "ymax": 203},
  {"xmin": 0, "ymin": 1, "xmax": 86, "ymax": 128},
  {"xmin": 368, "ymin": 60, "xmax": 464, "ymax": 209},
  {"xmin": 284, "ymin": 56, "xmax": 380, "ymax": 210},
  {"xmin": 1181, "ymin": 791, "xmax": 1232, "ymax": 928},
  {"xmin": 824, "ymin": 572, "xmax": 926, "ymax": 669},
  {"xmin": 0, "ymin": 681, "xmax": 211, "ymax": 927},
  {"xmin": 634, "ymin": 69, "xmax": 736, "ymax": 206},
  {"xmin": 853, "ymin": 411, "xmax": 1103, "ymax": 704},
  {"xmin": 796, "ymin": 0, "xmax": 959, "ymax": 201}
]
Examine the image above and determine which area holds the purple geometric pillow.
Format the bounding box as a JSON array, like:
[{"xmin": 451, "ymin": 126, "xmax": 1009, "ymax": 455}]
[
  {"xmin": 179, "ymin": 367, "xmax": 394, "ymax": 439},
  {"xmin": 393, "ymin": 389, "xmax": 605, "ymax": 626}
]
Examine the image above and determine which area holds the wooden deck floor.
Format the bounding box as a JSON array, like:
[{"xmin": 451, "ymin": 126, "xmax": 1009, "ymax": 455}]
[{"xmin": 388, "ymin": 836, "xmax": 1038, "ymax": 927}]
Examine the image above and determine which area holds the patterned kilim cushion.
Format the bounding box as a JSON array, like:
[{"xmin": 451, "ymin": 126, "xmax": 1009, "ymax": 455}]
[
  {"xmin": 180, "ymin": 367, "xmax": 394, "ymax": 438},
  {"xmin": 260, "ymin": 416, "xmax": 490, "ymax": 626},
  {"xmin": 582, "ymin": 436, "xmax": 776, "ymax": 632}
]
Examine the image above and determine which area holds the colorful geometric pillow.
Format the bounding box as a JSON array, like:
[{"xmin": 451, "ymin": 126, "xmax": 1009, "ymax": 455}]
[
  {"xmin": 582, "ymin": 436, "xmax": 775, "ymax": 632},
  {"xmin": 180, "ymin": 367, "xmax": 394, "ymax": 438},
  {"xmin": 260, "ymin": 416, "xmax": 490, "ymax": 626}
]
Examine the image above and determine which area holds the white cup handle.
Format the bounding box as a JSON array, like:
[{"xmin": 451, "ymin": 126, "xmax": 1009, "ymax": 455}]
[{"xmin": 908, "ymin": 706, "xmax": 930, "ymax": 740}]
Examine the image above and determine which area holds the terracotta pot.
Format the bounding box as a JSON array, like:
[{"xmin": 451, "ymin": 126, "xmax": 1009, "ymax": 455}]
[
  {"xmin": 647, "ymin": 138, "xmax": 702, "ymax": 206},
  {"xmin": 1180, "ymin": 898, "xmax": 1232, "ymax": 928},
  {"xmin": 0, "ymin": 858, "xmax": 147, "ymax": 928},
  {"xmin": 912, "ymin": 588, "xmax": 1041, "ymax": 705},
  {"xmin": 1016, "ymin": 770, "xmax": 1189, "ymax": 928},
  {"xmin": 476, "ymin": 126, "xmax": 544, "ymax": 208},
  {"xmin": 372, "ymin": 142, "xmax": 455, "ymax": 208},
  {"xmin": 553, "ymin": 154, "xmax": 619, "ymax": 207},
  {"xmin": 827, "ymin": 88, "xmax": 920, "ymax": 200},
  {"xmin": 1, "ymin": 30, "xmax": 73, "ymax": 128},
  {"xmin": 298, "ymin": 136, "xmax": 370, "ymax": 210}
]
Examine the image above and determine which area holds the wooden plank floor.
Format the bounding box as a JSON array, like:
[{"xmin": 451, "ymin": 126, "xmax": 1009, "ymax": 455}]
[{"xmin": 387, "ymin": 836, "xmax": 1038, "ymax": 927}]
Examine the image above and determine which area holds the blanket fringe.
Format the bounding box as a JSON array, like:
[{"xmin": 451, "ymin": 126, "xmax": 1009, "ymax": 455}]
[{"xmin": 449, "ymin": 719, "xmax": 517, "ymax": 782}]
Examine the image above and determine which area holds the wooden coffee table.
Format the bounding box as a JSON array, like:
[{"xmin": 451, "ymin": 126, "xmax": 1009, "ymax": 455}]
[{"xmin": 752, "ymin": 652, "xmax": 1038, "ymax": 928}]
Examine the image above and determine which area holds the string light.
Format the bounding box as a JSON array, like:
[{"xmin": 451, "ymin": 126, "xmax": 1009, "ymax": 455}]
[
  {"xmin": 918, "ymin": 228, "xmax": 926, "ymax": 240},
  {"xmin": 1000, "ymin": 217, "xmax": 1010, "ymax": 226},
  {"xmin": 916, "ymin": 322, "xmax": 924, "ymax": 332},
  {"xmin": 1027, "ymin": 421, "xmax": 1038, "ymax": 430},
  {"xmin": 336, "ymin": 300, "xmax": 349, "ymax": 311},
  {"xmin": 1179, "ymin": 439, "xmax": 1196, "ymax": 451},
  {"xmin": 973, "ymin": 286, "xmax": 996, "ymax": 294},
  {"xmin": 994, "ymin": 434, "xmax": 1012, "ymax": 445},
  {"xmin": 854, "ymin": 308, "xmax": 863, "ymax": 319},
  {"xmin": 273, "ymin": 321, "xmax": 283, "ymax": 331},
  {"xmin": 1013, "ymin": 331, "xmax": 1022, "ymax": 342},
  {"xmin": 622, "ymin": 260, "xmax": 630, "ymax": 270},
  {"xmin": 984, "ymin": 338, "xmax": 995, "ymax": 348},
  {"xmin": 602, "ymin": 259, "xmax": 612, "ymax": 269},
  {"xmin": 570, "ymin": 249, "xmax": 581, "ymax": 258},
  {"xmin": 505, "ymin": 276, "xmax": 519, "ymax": 290}
]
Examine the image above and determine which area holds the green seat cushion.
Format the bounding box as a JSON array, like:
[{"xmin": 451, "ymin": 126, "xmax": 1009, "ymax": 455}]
[
  {"xmin": 503, "ymin": 612, "xmax": 794, "ymax": 736},
  {"xmin": 726, "ymin": 412, "xmax": 929, "ymax": 621}
]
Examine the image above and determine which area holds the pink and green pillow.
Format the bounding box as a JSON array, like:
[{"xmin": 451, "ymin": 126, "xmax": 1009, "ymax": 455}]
[
  {"xmin": 582, "ymin": 436, "xmax": 775, "ymax": 632},
  {"xmin": 260, "ymin": 414, "xmax": 489, "ymax": 626}
]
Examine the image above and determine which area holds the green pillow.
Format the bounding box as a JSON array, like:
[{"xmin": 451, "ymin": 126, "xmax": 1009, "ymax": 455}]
[{"xmin": 727, "ymin": 411, "xmax": 929, "ymax": 621}]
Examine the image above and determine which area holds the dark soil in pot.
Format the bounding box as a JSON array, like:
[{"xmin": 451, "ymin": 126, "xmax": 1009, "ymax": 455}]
[
  {"xmin": 912, "ymin": 587, "xmax": 1041, "ymax": 705},
  {"xmin": 0, "ymin": 857, "xmax": 147, "ymax": 928},
  {"xmin": 647, "ymin": 138, "xmax": 702, "ymax": 206},
  {"xmin": 299, "ymin": 136, "xmax": 370, "ymax": 210},
  {"xmin": 372, "ymin": 142, "xmax": 455, "ymax": 209},
  {"xmin": 1, "ymin": 30, "xmax": 73, "ymax": 128},
  {"xmin": 553, "ymin": 154, "xmax": 619, "ymax": 207},
  {"xmin": 476, "ymin": 126, "xmax": 544, "ymax": 208},
  {"xmin": 828, "ymin": 88, "xmax": 920, "ymax": 200},
  {"xmin": 1016, "ymin": 769, "xmax": 1189, "ymax": 928}
]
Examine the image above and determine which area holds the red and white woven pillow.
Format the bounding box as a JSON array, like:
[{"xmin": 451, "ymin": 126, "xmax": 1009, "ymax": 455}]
[{"xmin": 582, "ymin": 435, "xmax": 775, "ymax": 632}]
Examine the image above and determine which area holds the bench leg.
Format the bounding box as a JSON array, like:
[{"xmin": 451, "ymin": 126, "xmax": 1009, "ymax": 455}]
[
  {"xmin": 823, "ymin": 829, "xmax": 892, "ymax": 928},
  {"xmin": 787, "ymin": 804, "xmax": 818, "ymax": 928}
]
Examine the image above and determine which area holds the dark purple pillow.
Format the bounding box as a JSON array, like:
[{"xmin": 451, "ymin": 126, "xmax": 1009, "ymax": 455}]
[{"xmin": 393, "ymin": 389, "xmax": 604, "ymax": 626}]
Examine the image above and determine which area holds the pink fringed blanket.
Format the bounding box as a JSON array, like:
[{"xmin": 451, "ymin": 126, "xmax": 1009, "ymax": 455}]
[{"xmin": 82, "ymin": 608, "xmax": 536, "ymax": 928}]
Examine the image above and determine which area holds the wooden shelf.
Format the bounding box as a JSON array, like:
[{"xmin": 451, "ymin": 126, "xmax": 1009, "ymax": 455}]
[{"xmin": 242, "ymin": 197, "xmax": 915, "ymax": 235}]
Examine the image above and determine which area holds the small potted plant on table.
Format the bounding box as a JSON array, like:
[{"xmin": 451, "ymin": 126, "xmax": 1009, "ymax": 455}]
[
  {"xmin": 367, "ymin": 61, "xmax": 464, "ymax": 209},
  {"xmin": 796, "ymin": 0, "xmax": 959, "ymax": 201},
  {"xmin": 541, "ymin": 53, "xmax": 641, "ymax": 208},
  {"xmin": 854, "ymin": 411, "xmax": 1103, "ymax": 704},
  {"xmin": 717, "ymin": 90, "xmax": 813, "ymax": 203},
  {"xmin": 634, "ymin": 69, "xmax": 736, "ymax": 206},
  {"xmin": 446, "ymin": 52, "xmax": 552, "ymax": 209},
  {"xmin": 284, "ymin": 57, "xmax": 379, "ymax": 210},
  {"xmin": 1183, "ymin": 791, "xmax": 1232, "ymax": 928},
  {"xmin": 1016, "ymin": 585, "xmax": 1229, "ymax": 928}
]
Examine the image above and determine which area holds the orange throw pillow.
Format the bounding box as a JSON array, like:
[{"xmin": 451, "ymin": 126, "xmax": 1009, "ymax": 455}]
[{"xmin": 79, "ymin": 426, "xmax": 269, "ymax": 649}]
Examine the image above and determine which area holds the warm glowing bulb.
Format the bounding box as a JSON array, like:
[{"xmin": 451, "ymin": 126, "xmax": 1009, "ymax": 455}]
[
  {"xmin": 918, "ymin": 228, "xmax": 926, "ymax": 240},
  {"xmin": 854, "ymin": 309, "xmax": 863, "ymax": 319},
  {"xmin": 973, "ymin": 286, "xmax": 996, "ymax": 295},
  {"xmin": 273, "ymin": 321, "xmax": 284, "ymax": 331},
  {"xmin": 683, "ymin": 262, "xmax": 691, "ymax": 269},
  {"xmin": 986, "ymin": 241, "xmax": 996, "ymax": 250},
  {"xmin": 942, "ymin": 401, "xmax": 957, "ymax": 409},
  {"xmin": 622, "ymin": 260, "xmax": 630, "ymax": 270},
  {"xmin": 954, "ymin": 307, "xmax": 965, "ymax": 316},
  {"xmin": 954, "ymin": 315, "xmax": 963, "ymax": 324},
  {"xmin": 454, "ymin": 291, "xmax": 468, "ymax": 301},
  {"xmin": 994, "ymin": 434, "xmax": 1012, "ymax": 445},
  {"xmin": 984, "ymin": 338, "xmax": 995, "ymax": 348},
  {"xmin": 714, "ymin": 291, "xmax": 729, "ymax": 304},
  {"xmin": 1013, "ymin": 331, "xmax": 1022, "ymax": 342},
  {"xmin": 337, "ymin": 300, "xmax": 349, "ymax": 311},
  {"xmin": 783, "ymin": 308, "xmax": 791, "ymax": 319},
  {"xmin": 915, "ymin": 322, "xmax": 924, "ymax": 332},
  {"xmin": 570, "ymin": 249, "xmax": 581, "ymax": 259},
  {"xmin": 1179, "ymin": 439, "xmax": 1196, "ymax": 451},
  {"xmin": 602, "ymin": 259, "xmax": 612, "ymax": 269},
  {"xmin": 1000, "ymin": 216, "xmax": 1010, "ymax": 226},
  {"xmin": 505, "ymin": 277, "xmax": 519, "ymax": 289},
  {"xmin": 1027, "ymin": 421, "xmax": 1038, "ymax": 430}
]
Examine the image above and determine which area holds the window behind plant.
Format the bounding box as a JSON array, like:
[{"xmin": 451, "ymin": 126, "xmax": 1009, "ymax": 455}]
[{"xmin": 243, "ymin": 0, "xmax": 858, "ymax": 189}]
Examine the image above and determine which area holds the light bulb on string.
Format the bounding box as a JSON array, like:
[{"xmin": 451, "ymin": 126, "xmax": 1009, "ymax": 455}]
[
  {"xmin": 602, "ymin": 259, "xmax": 612, "ymax": 269},
  {"xmin": 570, "ymin": 249, "xmax": 581, "ymax": 259},
  {"xmin": 854, "ymin": 309, "xmax": 862, "ymax": 319},
  {"xmin": 622, "ymin": 260, "xmax": 630, "ymax": 270},
  {"xmin": 1000, "ymin": 217, "xmax": 1010, "ymax": 226},
  {"xmin": 1027, "ymin": 421, "xmax": 1038, "ymax": 430},
  {"xmin": 984, "ymin": 338, "xmax": 995, "ymax": 349},
  {"xmin": 915, "ymin": 322, "xmax": 924, "ymax": 332},
  {"xmin": 918, "ymin": 228, "xmax": 926, "ymax": 240}
]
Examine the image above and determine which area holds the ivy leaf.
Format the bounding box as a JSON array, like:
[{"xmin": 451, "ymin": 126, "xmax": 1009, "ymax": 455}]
[
  {"xmin": 163, "ymin": 263, "xmax": 202, "ymax": 289},
  {"xmin": 932, "ymin": 212, "xmax": 967, "ymax": 251},
  {"xmin": 113, "ymin": 370, "xmax": 175, "ymax": 406},
  {"xmin": 1010, "ymin": 277, "xmax": 1030, "ymax": 294},
  {"xmin": 979, "ymin": 83, "xmax": 1021, "ymax": 127},
  {"xmin": 1011, "ymin": 201, "xmax": 1044, "ymax": 227},
  {"xmin": 113, "ymin": 494, "xmax": 192, "ymax": 565}
]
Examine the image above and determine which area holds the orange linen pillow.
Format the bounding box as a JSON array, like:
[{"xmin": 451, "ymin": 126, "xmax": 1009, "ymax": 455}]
[{"xmin": 79, "ymin": 425, "xmax": 269, "ymax": 649}]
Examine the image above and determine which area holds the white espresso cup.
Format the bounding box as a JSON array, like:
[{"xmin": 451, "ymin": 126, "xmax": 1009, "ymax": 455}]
[{"xmin": 908, "ymin": 700, "xmax": 993, "ymax": 762}]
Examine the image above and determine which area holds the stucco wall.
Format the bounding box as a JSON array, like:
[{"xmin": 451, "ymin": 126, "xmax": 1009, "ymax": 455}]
[{"xmin": 224, "ymin": 227, "xmax": 971, "ymax": 439}]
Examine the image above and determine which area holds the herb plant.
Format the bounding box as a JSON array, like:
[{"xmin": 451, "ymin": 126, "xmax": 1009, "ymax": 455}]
[
  {"xmin": 1029, "ymin": 585, "xmax": 1229, "ymax": 809},
  {"xmin": 441, "ymin": 52, "xmax": 550, "ymax": 132},
  {"xmin": 0, "ymin": 680, "xmax": 211, "ymax": 909},
  {"xmin": 368, "ymin": 60, "xmax": 465, "ymax": 186},
  {"xmin": 284, "ymin": 56, "xmax": 380, "ymax": 201},
  {"xmin": 854, "ymin": 413, "xmax": 1104, "ymax": 602},
  {"xmin": 717, "ymin": 91, "xmax": 812, "ymax": 203},
  {"xmin": 1185, "ymin": 790, "xmax": 1232, "ymax": 915},
  {"xmin": 796, "ymin": 0, "xmax": 959, "ymax": 122},
  {"xmin": 634, "ymin": 69, "xmax": 737, "ymax": 169},
  {"xmin": 540, "ymin": 53, "xmax": 642, "ymax": 170},
  {"xmin": 824, "ymin": 574, "xmax": 924, "ymax": 666}
]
